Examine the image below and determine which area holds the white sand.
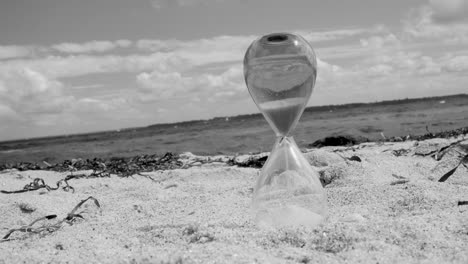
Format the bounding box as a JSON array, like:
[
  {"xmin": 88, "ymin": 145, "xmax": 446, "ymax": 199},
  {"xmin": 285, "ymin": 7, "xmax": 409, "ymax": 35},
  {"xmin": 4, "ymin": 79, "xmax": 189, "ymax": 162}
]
[{"xmin": 0, "ymin": 137, "xmax": 467, "ymax": 263}]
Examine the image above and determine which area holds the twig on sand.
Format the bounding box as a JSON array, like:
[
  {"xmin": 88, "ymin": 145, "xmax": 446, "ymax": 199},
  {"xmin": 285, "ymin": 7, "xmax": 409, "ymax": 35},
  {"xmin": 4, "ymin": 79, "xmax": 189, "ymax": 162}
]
[
  {"xmin": 392, "ymin": 174, "xmax": 407, "ymax": 180},
  {"xmin": 390, "ymin": 174, "xmax": 409, "ymax": 185},
  {"xmin": 1, "ymin": 196, "xmax": 100, "ymax": 241},
  {"xmin": 438, "ymin": 154, "xmax": 468, "ymax": 182},
  {"xmin": 425, "ymin": 125, "xmax": 434, "ymax": 137},
  {"xmin": 458, "ymin": 201, "xmax": 468, "ymax": 206},
  {"xmin": 390, "ymin": 179, "xmax": 410, "ymax": 185},
  {"xmin": 164, "ymin": 183, "xmax": 178, "ymax": 189}
]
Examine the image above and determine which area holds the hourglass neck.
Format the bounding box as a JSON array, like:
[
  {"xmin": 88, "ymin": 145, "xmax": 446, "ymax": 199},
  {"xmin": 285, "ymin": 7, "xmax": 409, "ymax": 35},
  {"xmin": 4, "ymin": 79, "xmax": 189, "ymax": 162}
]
[{"xmin": 276, "ymin": 135, "xmax": 295, "ymax": 145}]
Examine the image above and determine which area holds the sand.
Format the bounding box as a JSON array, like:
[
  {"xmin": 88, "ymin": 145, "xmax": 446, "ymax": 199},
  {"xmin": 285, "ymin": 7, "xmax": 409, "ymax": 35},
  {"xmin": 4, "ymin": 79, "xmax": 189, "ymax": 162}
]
[{"xmin": 1, "ymin": 136, "xmax": 467, "ymax": 264}]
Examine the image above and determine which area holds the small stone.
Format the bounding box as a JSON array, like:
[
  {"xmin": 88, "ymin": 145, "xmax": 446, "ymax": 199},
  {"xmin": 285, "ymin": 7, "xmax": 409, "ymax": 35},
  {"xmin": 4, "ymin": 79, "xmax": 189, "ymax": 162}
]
[
  {"xmin": 304, "ymin": 149, "xmax": 344, "ymax": 167},
  {"xmin": 318, "ymin": 164, "xmax": 346, "ymax": 186},
  {"xmin": 55, "ymin": 244, "xmax": 64, "ymax": 250},
  {"xmin": 18, "ymin": 203, "xmax": 36, "ymax": 213}
]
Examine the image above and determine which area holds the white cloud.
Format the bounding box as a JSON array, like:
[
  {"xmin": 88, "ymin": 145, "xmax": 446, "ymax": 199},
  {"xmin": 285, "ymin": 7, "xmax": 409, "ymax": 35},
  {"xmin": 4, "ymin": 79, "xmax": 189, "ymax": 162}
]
[
  {"xmin": 0, "ymin": 34, "xmax": 252, "ymax": 80},
  {"xmin": 360, "ymin": 34, "xmax": 401, "ymax": 49},
  {"xmin": 150, "ymin": 0, "xmax": 225, "ymax": 9},
  {"xmin": 442, "ymin": 55, "xmax": 468, "ymax": 72},
  {"xmin": 138, "ymin": 35, "xmax": 252, "ymax": 51},
  {"xmin": 136, "ymin": 39, "xmax": 177, "ymax": 52},
  {"xmin": 0, "ymin": 45, "xmax": 31, "ymax": 60},
  {"xmin": 136, "ymin": 35, "xmax": 253, "ymax": 64},
  {"xmin": 0, "ymin": 53, "xmax": 190, "ymax": 79},
  {"xmin": 403, "ymin": 4, "xmax": 468, "ymax": 44},
  {"xmin": 0, "ymin": 28, "xmax": 389, "ymax": 83},
  {"xmin": 0, "ymin": 104, "xmax": 19, "ymax": 120},
  {"xmin": 298, "ymin": 25, "xmax": 387, "ymax": 43},
  {"xmin": 136, "ymin": 64, "xmax": 245, "ymax": 103},
  {"xmin": 52, "ymin": 40, "xmax": 132, "ymax": 53},
  {"xmin": 0, "ymin": 68, "xmax": 73, "ymax": 116},
  {"xmin": 366, "ymin": 64, "xmax": 394, "ymax": 77},
  {"xmin": 70, "ymin": 97, "xmax": 132, "ymax": 114},
  {"xmin": 429, "ymin": 0, "xmax": 468, "ymax": 23},
  {"xmin": 136, "ymin": 29, "xmax": 378, "ymax": 55}
]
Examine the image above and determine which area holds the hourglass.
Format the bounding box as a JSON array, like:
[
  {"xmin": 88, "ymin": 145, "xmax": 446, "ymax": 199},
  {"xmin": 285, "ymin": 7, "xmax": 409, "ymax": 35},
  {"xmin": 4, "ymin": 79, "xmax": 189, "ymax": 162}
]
[{"xmin": 244, "ymin": 33, "xmax": 327, "ymax": 228}]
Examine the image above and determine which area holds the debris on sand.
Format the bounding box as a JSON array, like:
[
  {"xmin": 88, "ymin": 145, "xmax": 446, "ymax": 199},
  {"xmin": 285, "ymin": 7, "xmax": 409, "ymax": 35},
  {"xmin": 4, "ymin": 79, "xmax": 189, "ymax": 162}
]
[
  {"xmin": 227, "ymin": 154, "xmax": 268, "ymax": 168},
  {"xmin": 309, "ymin": 135, "xmax": 369, "ymax": 148},
  {"xmin": 438, "ymin": 154, "xmax": 468, "ymax": 182},
  {"xmin": 0, "ymin": 152, "xmax": 183, "ymax": 177},
  {"xmin": 387, "ymin": 126, "xmax": 468, "ymax": 142},
  {"xmin": 2, "ymin": 196, "xmax": 100, "ymax": 241}
]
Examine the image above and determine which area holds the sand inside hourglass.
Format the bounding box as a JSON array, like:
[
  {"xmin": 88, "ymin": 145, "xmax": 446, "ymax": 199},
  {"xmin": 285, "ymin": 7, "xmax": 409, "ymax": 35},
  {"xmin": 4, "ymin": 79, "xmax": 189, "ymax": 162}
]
[
  {"xmin": 258, "ymin": 97, "xmax": 306, "ymax": 136},
  {"xmin": 253, "ymin": 169, "xmax": 326, "ymax": 228}
]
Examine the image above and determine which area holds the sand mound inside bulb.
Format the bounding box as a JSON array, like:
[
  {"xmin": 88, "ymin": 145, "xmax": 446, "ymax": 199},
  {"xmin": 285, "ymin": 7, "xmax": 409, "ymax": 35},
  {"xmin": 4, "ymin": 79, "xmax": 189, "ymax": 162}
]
[
  {"xmin": 253, "ymin": 170, "xmax": 327, "ymax": 228},
  {"xmin": 256, "ymin": 204, "xmax": 325, "ymax": 229}
]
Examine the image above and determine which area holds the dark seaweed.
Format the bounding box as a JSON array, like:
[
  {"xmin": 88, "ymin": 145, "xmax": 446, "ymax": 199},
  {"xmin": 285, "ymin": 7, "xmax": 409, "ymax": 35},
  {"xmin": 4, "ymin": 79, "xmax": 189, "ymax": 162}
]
[
  {"xmin": 0, "ymin": 152, "xmax": 183, "ymax": 177},
  {"xmin": 2, "ymin": 196, "xmax": 100, "ymax": 241},
  {"xmin": 227, "ymin": 155, "xmax": 268, "ymax": 168}
]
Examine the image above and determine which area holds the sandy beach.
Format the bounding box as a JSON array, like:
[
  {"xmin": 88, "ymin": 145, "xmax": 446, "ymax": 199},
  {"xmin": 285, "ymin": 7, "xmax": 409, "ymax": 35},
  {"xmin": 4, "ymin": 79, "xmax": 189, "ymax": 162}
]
[{"xmin": 1, "ymin": 136, "xmax": 467, "ymax": 264}]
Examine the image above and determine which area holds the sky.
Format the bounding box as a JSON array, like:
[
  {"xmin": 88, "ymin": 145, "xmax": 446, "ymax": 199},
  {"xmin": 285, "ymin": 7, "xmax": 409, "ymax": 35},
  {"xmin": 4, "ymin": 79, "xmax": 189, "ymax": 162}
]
[{"xmin": 0, "ymin": 0, "xmax": 468, "ymax": 141}]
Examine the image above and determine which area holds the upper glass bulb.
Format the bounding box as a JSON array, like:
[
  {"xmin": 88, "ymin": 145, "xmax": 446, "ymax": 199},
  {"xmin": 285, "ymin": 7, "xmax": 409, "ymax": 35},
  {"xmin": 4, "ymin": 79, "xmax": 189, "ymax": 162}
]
[{"xmin": 243, "ymin": 33, "xmax": 317, "ymax": 136}]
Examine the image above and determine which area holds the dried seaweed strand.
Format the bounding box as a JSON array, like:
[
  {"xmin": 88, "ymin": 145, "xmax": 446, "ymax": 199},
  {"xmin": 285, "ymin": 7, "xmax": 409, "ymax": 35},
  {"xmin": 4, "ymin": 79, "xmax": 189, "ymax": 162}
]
[
  {"xmin": 438, "ymin": 154, "xmax": 468, "ymax": 182},
  {"xmin": 390, "ymin": 179, "xmax": 410, "ymax": 185},
  {"xmin": 1, "ymin": 196, "xmax": 100, "ymax": 241},
  {"xmin": 0, "ymin": 152, "xmax": 184, "ymax": 177},
  {"xmin": 227, "ymin": 155, "xmax": 268, "ymax": 168},
  {"xmin": 420, "ymin": 139, "xmax": 467, "ymax": 160},
  {"xmin": 0, "ymin": 174, "xmax": 85, "ymax": 194}
]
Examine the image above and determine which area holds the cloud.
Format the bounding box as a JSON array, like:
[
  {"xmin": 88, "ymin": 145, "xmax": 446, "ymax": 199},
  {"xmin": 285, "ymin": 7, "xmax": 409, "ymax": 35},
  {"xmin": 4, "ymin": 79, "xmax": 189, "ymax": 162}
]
[
  {"xmin": 442, "ymin": 55, "xmax": 468, "ymax": 72},
  {"xmin": 136, "ymin": 64, "xmax": 245, "ymax": 103},
  {"xmin": 366, "ymin": 64, "xmax": 394, "ymax": 77},
  {"xmin": 298, "ymin": 25, "xmax": 387, "ymax": 43},
  {"xmin": 0, "ymin": 68, "xmax": 73, "ymax": 117},
  {"xmin": 135, "ymin": 28, "xmax": 379, "ymax": 56},
  {"xmin": 0, "ymin": 53, "xmax": 190, "ymax": 79},
  {"xmin": 402, "ymin": 0, "xmax": 468, "ymax": 45},
  {"xmin": 150, "ymin": 0, "xmax": 225, "ymax": 9},
  {"xmin": 429, "ymin": 0, "xmax": 468, "ymax": 23},
  {"xmin": 0, "ymin": 45, "xmax": 31, "ymax": 60},
  {"xmin": 0, "ymin": 35, "xmax": 252, "ymax": 81},
  {"xmin": 137, "ymin": 35, "xmax": 252, "ymax": 52},
  {"xmin": 70, "ymin": 97, "xmax": 133, "ymax": 114},
  {"xmin": 312, "ymin": 44, "xmax": 468, "ymax": 106},
  {"xmin": 403, "ymin": 3, "xmax": 468, "ymax": 44},
  {"xmin": 0, "ymin": 28, "xmax": 383, "ymax": 82},
  {"xmin": 52, "ymin": 40, "xmax": 132, "ymax": 53},
  {"xmin": 0, "ymin": 104, "xmax": 19, "ymax": 120},
  {"xmin": 360, "ymin": 34, "xmax": 401, "ymax": 49}
]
